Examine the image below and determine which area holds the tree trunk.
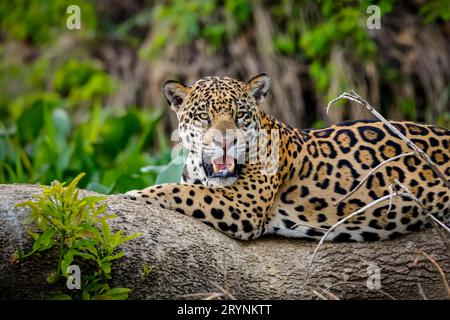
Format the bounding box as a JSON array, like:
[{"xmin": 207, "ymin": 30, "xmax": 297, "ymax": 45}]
[{"xmin": 0, "ymin": 184, "xmax": 449, "ymax": 300}]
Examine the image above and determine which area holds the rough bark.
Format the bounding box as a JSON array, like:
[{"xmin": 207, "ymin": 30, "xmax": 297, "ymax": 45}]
[{"xmin": 0, "ymin": 184, "xmax": 449, "ymax": 300}]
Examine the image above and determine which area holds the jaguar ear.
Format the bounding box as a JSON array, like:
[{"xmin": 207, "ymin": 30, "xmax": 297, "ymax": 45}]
[
  {"xmin": 163, "ymin": 80, "xmax": 189, "ymax": 112},
  {"xmin": 247, "ymin": 73, "xmax": 271, "ymax": 104}
]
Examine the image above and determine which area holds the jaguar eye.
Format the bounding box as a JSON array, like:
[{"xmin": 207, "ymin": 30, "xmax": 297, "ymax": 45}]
[
  {"xmin": 236, "ymin": 111, "xmax": 246, "ymax": 119},
  {"xmin": 198, "ymin": 113, "xmax": 209, "ymax": 121}
]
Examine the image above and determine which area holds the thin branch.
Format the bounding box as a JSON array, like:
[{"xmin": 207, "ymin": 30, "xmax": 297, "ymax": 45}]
[
  {"xmin": 413, "ymin": 258, "xmax": 430, "ymax": 300},
  {"xmin": 413, "ymin": 256, "xmax": 429, "ymax": 300},
  {"xmin": 317, "ymin": 288, "xmax": 340, "ymax": 300},
  {"xmin": 428, "ymin": 214, "xmax": 450, "ymax": 234},
  {"xmin": 203, "ymin": 292, "xmax": 229, "ymax": 300},
  {"xmin": 312, "ymin": 289, "xmax": 328, "ymax": 300},
  {"xmin": 386, "ymin": 185, "xmax": 396, "ymax": 215},
  {"xmin": 326, "ymin": 90, "xmax": 449, "ymax": 189},
  {"xmin": 334, "ymin": 152, "xmax": 415, "ymax": 206},
  {"xmin": 417, "ymin": 283, "xmax": 428, "ymax": 300},
  {"xmin": 417, "ymin": 250, "xmax": 450, "ymax": 298},
  {"xmin": 304, "ymin": 193, "xmax": 394, "ymax": 283},
  {"xmin": 394, "ymin": 180, "xmax": 450, "ymax": 255},
  {"xmin": 312, "ymin": 288, "xmax": 340, "ymax": 300},
  {"xmin": 305, "ymin": 179, "xmax": 450, "ymax": 286},
  {"xmin": 209, "ymin": 281, "xmax": 236, "ymax": 300},
  {"xmin": 399, "ymin": 182, "xmax": 450, "ymax": 235}
]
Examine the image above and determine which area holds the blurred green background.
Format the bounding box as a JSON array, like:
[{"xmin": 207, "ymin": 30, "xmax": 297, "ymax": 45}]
[{"xmin": 0, "ymin": 0, "xmax": 449, "ymax": 193}]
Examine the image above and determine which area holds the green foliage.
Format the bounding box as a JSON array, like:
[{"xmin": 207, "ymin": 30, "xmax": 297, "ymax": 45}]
[
  {"xmin": 54, "ymin": 59, "xmax": 116, "ymax": 104},
  {"xmin": 0, "ymin": 0, "xmax": 97, "ymax": 44},
  {"xmin": 0, "ymin": 1, "xmax": 180, "ymax": 191},
  {"xmin": 0, "ymin": 94, "xmax": 171, "ymax": 192},
  {"xmin": 0, "ymin": 53, "xmax": 174, "ymax": 191},
  {"xmin": 140, "ymin": 0, "xmax": 252, "ymax": 58},
  {"xmin": 298, "ymin": 0, "xmax": 393, "ymax": 93},
  {"xmin": 17, "ymin": 173, "xmax": 142, "ymax": 300},
  {"xmin": 419, "ymin": 0, "xmax": 450, "ymax": 23}
]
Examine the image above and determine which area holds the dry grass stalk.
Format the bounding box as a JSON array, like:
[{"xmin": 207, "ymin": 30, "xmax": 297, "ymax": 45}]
[
  {"xmin": 394, "ymin": 179, "xmax": 450, "ymax": 255},
  {"xmin": 303, "ymin": 91, "xmax": 450, "ymax": 289},
  {"xmin": 334, "ymin": 152, "xmax": 415, "ymax": 206},
  {"xmin": 326, "ymin": 90, "xmax": 449, "ymax": 189},
  {"xmin": 417, "ymin": 283, "xmax": 428, "ymax": 300},
  {"xmin": 416, "ymin": 250, "xmax": 450, "ymax": 298},
  {"xmin": 305, "ymin": 192, "xmax": 396, "ymax": 279}
]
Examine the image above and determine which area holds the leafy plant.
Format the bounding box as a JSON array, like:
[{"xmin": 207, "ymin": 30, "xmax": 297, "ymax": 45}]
[
  {"xmin": 140, "ymin": 0, "xmax": 252, "ymax": 58},
  {"xmin": 419, "ymin": 0, "xmax": 450, "ymax": 23},
  {"xmin": 0, "ymin": 1, "xmax": 94, "ymax": 44},
  {"xmin": 0, "ymin": 87, "xmax": 171, "ymax": 192},
  {"xmin": 16, "ymin": 173, "xmax": 142, "ymax": 300}
]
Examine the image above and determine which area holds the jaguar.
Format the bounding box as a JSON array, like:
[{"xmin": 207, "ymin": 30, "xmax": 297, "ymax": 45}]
[{"xmin": 126, "ymin": 74, "xmax": 450, "ymax": 241}]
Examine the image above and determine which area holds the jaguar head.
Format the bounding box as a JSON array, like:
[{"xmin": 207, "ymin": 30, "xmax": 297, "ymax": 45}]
[{"xmin": 163, "ymin": 74, "xmax": 271, "ymax": 187}]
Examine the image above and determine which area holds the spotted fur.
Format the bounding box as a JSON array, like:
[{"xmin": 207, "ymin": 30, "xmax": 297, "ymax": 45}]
[{"xmin": 127, "ymin": 75, "xmax": 450, "ymax": 241}]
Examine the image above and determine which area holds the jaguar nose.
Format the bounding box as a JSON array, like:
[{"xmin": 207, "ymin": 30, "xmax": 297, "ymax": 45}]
[
  {"xmin": 222, "ymin": 137, "xmax": 234, "ymax": 149},
  {"xmin": 213, "ymin": 135, "xmax": 235, "ymax": 149}
]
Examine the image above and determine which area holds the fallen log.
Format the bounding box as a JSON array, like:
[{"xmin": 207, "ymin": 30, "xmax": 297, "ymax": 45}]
[{"xmin": 0, "ymin": 184, "xmax": 449, "ymax": 300}]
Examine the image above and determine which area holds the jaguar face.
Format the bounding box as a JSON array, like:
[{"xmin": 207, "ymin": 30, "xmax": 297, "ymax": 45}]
[{"xmin": 163, "ymin": 74, "xmax": 271, "ymax": 187}]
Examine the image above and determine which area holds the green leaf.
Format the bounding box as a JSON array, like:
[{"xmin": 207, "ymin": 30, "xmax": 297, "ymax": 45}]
[
  {"xmin": 105, "ymin": 250, "xmax": 125, "ymax": 261},
  {"xmin": 82, "ymin": 290, "xmax": 91, "ymax": 300},
  {"xmin": 86, "ymin": 182, "xmax": 113, "ymax": 194},
  {"xmin": 120, "ymin": 232, "xmax": 143, "ymax": 244},
  {"xmin": 46, "ymin": 272, "xmax": 59, "ymax": 284},
  {"xmin": 71, "ymin": 249, "xmax": 96, "ymax": 261},
  {"xmin": 99, "ymin": 261, "xmax": 111, "ymax": 274},
  {"xmin": 67, "ymin": 172, "xmax": 86, "ymax": 191},
  {"xmin": 50, "ymin": 294, "xmax": 73, "ymax": 300},
  {"xmin": 52, "ymin": 108, "xmax": 71, "ymax": 138},
  {"xmin": 155, "ymin": 154, "xmax": 187, "ymax": 184},
  {"xmin": 101, "ymin": 221, "xmax": 111, "ymax": 242},
  {"xmin": 97, "ymin": 113, "xmax": 141, "ymax": 157},
  {"xmin": 31, "ymin": 228, "xmax": 56, "ymax": 252},
  {"xmin": 92, "ymin": 287, "xmax": 131, "ymax": 300},
  {"xmin": 61, "ymin": 251, "xmax": 74, "ymax": 277},
  {"xmin": 111, "ymin": 174, "xmax": 147, "ymax": 194}
]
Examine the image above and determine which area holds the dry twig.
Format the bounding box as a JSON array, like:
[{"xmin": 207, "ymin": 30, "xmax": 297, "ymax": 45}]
[
  {"xmin": 394, "ymin": 179, "xmax": 450, "ymax": 255},
  {"xmin": 334, "ymin": 152, "xmax": 415, "ymax": 206},
  {"xmin": 326, "ymin": 90, "xmax": 449, "ymax": 189},
  {"xmin": 301, "ymin": 91, "xmax": 450, "ymax": 294},
  {"xmin": 312, "ymin": 288, "xmax": 340, "ymax": 300},
  {"xmin": 416, "ymin": 250, "xmax": 450, "ymax": 298},
  {"xmin": 304, "ymin": 191, "xmax": 396, "ymax": 283},
  {"xmin": 417, "ymin": 283, "xmax": 428, "ymax": 300}
]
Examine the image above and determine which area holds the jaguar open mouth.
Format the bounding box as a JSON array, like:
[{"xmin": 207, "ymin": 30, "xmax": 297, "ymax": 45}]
[{"xmin": 203, "ymin": 155, "xmax": 241, "ymax": 178}]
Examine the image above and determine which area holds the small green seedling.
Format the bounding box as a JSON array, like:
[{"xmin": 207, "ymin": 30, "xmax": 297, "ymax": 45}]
[
  {"xmin": 17, "ymin": 173, "xmax": 142, "ymax": 299},
  {"xmin": 141, "ymin": 262, "xmax": 154, "ymax": 280}
]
